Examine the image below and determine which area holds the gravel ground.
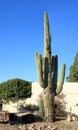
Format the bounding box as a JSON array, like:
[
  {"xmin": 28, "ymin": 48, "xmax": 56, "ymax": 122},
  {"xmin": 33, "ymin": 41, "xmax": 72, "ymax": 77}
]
[{"xmin": 0, "ymin": 120, "xmax": 78, "ymax": 130}]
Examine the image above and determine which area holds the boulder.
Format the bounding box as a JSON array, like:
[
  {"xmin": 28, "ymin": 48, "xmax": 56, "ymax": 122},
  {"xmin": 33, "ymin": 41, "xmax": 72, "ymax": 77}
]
[{"xmin": 22, "ymin": 114, "xmax": 35, "ymax": 124}]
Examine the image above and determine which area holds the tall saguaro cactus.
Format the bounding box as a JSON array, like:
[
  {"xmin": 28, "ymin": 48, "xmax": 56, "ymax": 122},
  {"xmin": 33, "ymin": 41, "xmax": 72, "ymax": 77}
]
[{"xmin": 35, "ymin": 12, "xmax": 65, "ymax": 122}]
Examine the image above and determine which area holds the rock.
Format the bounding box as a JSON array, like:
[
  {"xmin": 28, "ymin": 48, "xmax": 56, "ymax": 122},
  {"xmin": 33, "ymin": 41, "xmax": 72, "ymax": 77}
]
[
  {"xmin": 47, "ymin": 125, "xmax": 52, "ymax": 129},
  {"xmin": 52, "ymin": 127, "xmax": 57, "ymax": 130},
  {"xmin": 22, "ymin": 114, "xmax": 35, "ymax": 124},
  {"xmin": 17, "ymin": 123, "xmax": 58, "ymax": 130}
]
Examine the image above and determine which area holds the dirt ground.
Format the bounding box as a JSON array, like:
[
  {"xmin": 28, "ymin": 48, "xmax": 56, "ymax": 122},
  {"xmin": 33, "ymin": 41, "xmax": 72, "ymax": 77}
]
[{"xmin": 0, "ymin": 119, "xmax": 78, "ymax": 130}]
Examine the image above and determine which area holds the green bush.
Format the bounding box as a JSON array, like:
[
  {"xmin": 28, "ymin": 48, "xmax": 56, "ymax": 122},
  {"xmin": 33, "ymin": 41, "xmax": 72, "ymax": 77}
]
[
  {"xmin": 0, "ymin": 78, "xmax": 32, "ymax": 101},
  {"xmin": 19, "ymin": 104, "xmax": 39, "ymax": 112}
]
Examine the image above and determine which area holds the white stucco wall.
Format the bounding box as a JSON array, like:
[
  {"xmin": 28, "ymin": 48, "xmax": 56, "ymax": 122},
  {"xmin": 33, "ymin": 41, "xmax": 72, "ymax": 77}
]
[
  {"xmin": 2, "ymin": 82, "xmax": 78, "ymax": 115},
  {"xmin": 61, "ymin": 83, "xmax": 78, "ymax": 115},
  {"xmin": 2, "ymin": 82, "xmax": 43, "ymax": 113},
  {"xmin": 2, "ymin": 101, "xmax": 19, "ymax": 113}
]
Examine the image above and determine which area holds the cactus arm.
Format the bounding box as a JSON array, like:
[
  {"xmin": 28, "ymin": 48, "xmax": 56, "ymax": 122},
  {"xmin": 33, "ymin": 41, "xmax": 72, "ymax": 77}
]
[
  {"xmin": 35, "ymin": 53, "xmax": 44, "ymax": 87},
  {"xmin": 52, "ymin": 55, "xmax": 58, "ymax": 93},
  {"xmin": 43, "ymin": 57, "xmax": 48, "ymax": 87},
  {"xmin": 35, "ymin": 53, "xmax": 48, "ymax": 88},
  {"xmin": 55, "ymin": 64, "xmax": 66, "ymax": 95},
  {"xmin": 51, "ymin": 56, "xmax": 54, "ymax": 72}
]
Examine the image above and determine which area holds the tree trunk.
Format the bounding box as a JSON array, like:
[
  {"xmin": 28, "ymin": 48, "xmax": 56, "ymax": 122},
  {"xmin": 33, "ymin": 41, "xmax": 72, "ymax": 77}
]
[{"xmin": 43, "ymin": 88, "xmax": 55, "ymax": 122}]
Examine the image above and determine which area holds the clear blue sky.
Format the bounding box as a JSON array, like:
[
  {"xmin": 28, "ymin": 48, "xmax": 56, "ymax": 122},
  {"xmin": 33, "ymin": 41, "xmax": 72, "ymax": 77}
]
[{"xmin": 0, "ymin": 0, "xmax": 78, "ymax": 83}]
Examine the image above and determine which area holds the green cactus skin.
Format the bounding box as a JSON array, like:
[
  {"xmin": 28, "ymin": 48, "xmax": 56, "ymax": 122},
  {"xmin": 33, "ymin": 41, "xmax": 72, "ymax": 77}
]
[{"xmin": 35, "ymin": 12, "xmax": 65, "ymax": 122}]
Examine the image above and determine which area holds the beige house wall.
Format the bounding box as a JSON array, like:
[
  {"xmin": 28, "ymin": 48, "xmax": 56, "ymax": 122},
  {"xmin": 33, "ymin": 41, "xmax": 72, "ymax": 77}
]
[
  {"xmin": 2, "ymin": 82, "xmax": 43, "ymax": 113},
  {"xmin": 61, "ymin": 83, "xmax": 78, "ymax": 115},
  {"xmin": 2, "ymin": 82, "xmax": 78, "ymax": 115}
]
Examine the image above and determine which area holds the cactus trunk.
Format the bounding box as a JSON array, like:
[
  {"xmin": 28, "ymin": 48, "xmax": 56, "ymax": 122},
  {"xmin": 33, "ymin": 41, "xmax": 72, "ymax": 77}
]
[
  {"xmin": 35, "ymin": 12, "xmax": 65, "ymax": 122},
  {"xmin": 43, "ymin": 88, "xmax": 55, "ymax": 122}
]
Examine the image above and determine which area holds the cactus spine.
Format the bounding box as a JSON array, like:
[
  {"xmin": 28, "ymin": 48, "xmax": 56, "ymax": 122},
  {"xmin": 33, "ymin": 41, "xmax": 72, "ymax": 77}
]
[{"xmin": 36, "ymin": 12, "xmax": 65, "ymax": 122}]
